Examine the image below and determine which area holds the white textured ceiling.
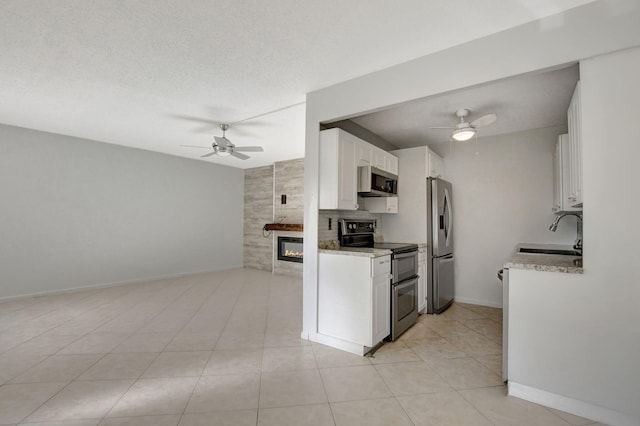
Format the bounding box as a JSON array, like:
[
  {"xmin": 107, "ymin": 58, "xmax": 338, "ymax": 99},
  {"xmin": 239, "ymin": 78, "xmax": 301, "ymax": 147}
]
[
  {"xmin": 350, "ymin": 65, "xmax": 580, "ymax": 148},
  {"xmin": 0, "ymin": 0, "xmax": 593, "ymax": 168}
]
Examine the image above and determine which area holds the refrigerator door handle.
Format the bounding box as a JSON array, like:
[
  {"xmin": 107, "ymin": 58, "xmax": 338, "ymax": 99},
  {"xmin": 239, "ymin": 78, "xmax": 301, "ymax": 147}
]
[{"xmin": 444, "ymin": 187, "xmax": 453, "ymax": 246}]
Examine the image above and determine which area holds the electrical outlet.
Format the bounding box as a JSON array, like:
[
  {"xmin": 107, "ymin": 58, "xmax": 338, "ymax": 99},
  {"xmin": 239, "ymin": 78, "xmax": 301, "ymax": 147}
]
[{"xmin": 281, "ymin": 194, "xmax": 287, "ymax": 204}]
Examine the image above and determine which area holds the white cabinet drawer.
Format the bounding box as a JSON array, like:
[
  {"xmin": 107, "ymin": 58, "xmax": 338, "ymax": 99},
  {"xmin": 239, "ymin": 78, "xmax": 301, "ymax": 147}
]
[{"xmin": 372, "ymin": 255, "xmax": 391, "ymax": 277}]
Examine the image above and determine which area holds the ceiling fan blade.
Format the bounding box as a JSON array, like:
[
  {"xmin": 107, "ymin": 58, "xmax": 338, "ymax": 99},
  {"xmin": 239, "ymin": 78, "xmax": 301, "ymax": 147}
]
[
  {"xmin": 234, "ymin": 146, "xmax": 264, "ymax": 152},
  {"xmin": 471, "ymin": 113, "xmax": 497, "ymax": 128},
  {"xmin": 200, "ymin": 151, "xmax": 216, "ymax": 158},
  {"xmin": 172, "ymin": 114, "xmax": 220, "ymax": 126},
  {"xmin": 429, "ymin": 126, "xmax": 455, "ymax": 130},
  {"xmin": 231, "ymin": 151, "xmax": 250, "ymax": 160},
  {"xmin": 214, "ymin": 136, "xmax": 231, "ymax": 147},
  {"xmin": 181, "ymin": 144, "xmax": 212, "ymax": 149}
]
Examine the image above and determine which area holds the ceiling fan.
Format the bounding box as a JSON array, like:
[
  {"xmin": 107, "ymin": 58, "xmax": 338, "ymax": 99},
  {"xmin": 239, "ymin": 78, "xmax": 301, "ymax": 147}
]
[
  {"xmin": 431, "ymin": 108, "xmax": 497, "ymax": 141},
  {"xmin": 181, "ymin": 124, "xmax": 264, "ymax": 160}
]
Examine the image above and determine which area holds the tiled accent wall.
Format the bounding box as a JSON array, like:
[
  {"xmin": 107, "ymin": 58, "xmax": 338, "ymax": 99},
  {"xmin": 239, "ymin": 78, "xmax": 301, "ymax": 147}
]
[
  {"xmin": 274, "ymin": 158, "xmax": 304, "ymax": 224},
  {"xmin": 243, "ymin": 165, "xmax": 274, "ymax": 271},
  {"xmin": 244, "ymin": 158, "xmax": 304, "ymax": 277},
  {"xmin": 273, "ymin": 158, "xmax": 305, "ymax": 277}
]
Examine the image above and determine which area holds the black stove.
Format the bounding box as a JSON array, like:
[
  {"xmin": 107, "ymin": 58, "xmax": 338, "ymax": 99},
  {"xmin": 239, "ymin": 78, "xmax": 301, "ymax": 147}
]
[{"xmin": 338, "ymin": 219, "xmax": 417, "ymax": 253}]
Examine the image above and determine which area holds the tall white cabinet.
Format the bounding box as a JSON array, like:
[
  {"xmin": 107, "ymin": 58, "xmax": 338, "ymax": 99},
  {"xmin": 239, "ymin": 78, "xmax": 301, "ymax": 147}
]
[
  {"xmin": 379, "ymin": 145, "xmax": 444, "ymax": 242},
  {"xmin": 379, "ymin": 145, "xmax": 444, "ymax": 314},
  {"xmin": 428, "ymin": 149, "xmax": 445, "ymax": 178}
]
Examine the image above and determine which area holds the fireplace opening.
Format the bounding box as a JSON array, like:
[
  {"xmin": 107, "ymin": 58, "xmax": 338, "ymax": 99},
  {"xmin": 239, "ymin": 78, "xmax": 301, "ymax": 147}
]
[{"xmin": 277, "ymin": 237, "xmax": 303, "ymax": 263}]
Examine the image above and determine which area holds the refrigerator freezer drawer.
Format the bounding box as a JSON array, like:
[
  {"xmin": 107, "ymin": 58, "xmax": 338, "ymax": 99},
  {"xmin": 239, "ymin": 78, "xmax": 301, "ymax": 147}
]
[{"xmin": 433, "ymin": 255, "xmax": 454, "ymax": 313}]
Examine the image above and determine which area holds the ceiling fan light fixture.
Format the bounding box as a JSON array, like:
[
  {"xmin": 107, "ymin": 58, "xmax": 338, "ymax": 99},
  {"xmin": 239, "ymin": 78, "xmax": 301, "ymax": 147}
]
[
  {"xmin": 452, "ymin": 128, "xmax": 476, "ymax": 141},
  {"xmin": 216, "ymin": 147, "xmax": 232, "ymax": 157}
]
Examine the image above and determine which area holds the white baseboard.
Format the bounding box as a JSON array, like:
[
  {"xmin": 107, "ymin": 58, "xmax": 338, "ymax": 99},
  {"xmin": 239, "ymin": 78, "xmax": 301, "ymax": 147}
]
[
  {"xmin": 0, "ymin": 264, "xmax": 242, "ymax": 302},
  {"xmin": 313, "ymin": 333, "xmax": 368, "ymax": 356},
  {"xmin": 454, "ymin": 296, "xmax": 502, "ymax": 308},
  {"xmin": 508, "ymin": 381, "xmax": 637, "ymax": 426}
]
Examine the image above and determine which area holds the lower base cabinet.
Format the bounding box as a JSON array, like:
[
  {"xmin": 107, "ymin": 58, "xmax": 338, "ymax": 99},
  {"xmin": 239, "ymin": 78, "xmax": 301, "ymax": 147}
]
[{"xmin": 318, "ymin": 253, "xmax": 391, "ymax": 353}]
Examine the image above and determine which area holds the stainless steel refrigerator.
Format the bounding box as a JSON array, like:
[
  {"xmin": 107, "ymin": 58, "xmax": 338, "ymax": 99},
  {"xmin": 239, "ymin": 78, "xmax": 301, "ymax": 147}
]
[{"xmin": 426, "ymin": 177, "xmax": 454, "ymax": 314}]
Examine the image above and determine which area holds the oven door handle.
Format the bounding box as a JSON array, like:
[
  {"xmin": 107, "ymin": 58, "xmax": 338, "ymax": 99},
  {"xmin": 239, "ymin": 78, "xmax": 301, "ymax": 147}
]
[
  {"xmin": 393, "ymin": 250, "xmax": 417, "ymax": 259},
  {"xmin": 393, "ymin": 276, "xmax": 418, "ymax": 290}
]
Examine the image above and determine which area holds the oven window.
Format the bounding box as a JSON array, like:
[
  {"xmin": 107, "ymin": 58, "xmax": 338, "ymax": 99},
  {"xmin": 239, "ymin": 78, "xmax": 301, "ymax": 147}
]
[
  {"xmin": 396, "ymin": 281, "xmax": 417, "ymax": 321},
  {"xmin": 395, "ymin": 254, "xmax": 417, "ymax": 282}
]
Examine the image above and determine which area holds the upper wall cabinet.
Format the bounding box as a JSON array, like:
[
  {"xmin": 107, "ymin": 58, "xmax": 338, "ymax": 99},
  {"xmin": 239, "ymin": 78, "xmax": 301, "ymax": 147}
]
[
  {"xmin": 372, "ymin": 146, "xmax": 399, "ymax": 175},
  {"xmin": 319, "ymin": 128, "xmax": 359, "ymax": 210},
  {"xmin": 362, "ymin": 196, "xmax": 398, "ymax": 214},
  {"xmin": 553, "ymin": 134, "xmax": 581, "ymax": 213},
  {"xmin": 356, "ymin": 139, "xmax": 373, "ymax": 167},
  {"xmin": 319, "ymin": 128, "xmax": 398, "ymax": 211},
  {"xmin": 566, "ymin": 81, "xmax": 583, "ymax": 208},
  {"xmin": 386, "ymin": 151, "xmax": 399, "ymax": 175}
]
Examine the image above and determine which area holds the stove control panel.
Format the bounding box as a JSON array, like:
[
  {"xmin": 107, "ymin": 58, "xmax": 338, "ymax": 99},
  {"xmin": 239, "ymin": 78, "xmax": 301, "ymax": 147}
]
[{"xmin": 339, "ymin": 219, "xmax": 376, "ymax": 235}]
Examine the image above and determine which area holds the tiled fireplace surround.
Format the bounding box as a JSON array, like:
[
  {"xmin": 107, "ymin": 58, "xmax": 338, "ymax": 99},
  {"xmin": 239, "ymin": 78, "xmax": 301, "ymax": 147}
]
[{"xmin": 243, "ymin": 159, "xmax": 304, "ymax": 277}]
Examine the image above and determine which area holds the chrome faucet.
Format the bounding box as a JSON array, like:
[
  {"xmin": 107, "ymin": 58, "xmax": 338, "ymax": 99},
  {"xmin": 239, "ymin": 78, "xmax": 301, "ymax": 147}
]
[{"xmin": 549, "ymin": 212, "xmax": 583, "ymax": 251}]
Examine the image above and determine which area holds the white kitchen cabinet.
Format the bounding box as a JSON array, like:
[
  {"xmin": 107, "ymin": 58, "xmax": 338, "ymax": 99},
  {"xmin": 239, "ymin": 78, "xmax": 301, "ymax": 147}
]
[
  {"xmin": 380, "ymin": 145, "xmax": 443, "ymax": 244},
  {"xmin": 356, "ymin": 139, "xmax": 372, "ymax": 166},
  {"xmin": 318, "ymin": 253, "xmax": 391, "ymax": 353},
  {"xmin": 427, "ymin": 148, "xmax": 444, "ymax": 178},
  {"xmin": 552, "ymin": 134, "xmax": 581, "ymax": 213},
  {"xmin": 386, "ymin": 153, "xmax": 399, "ymax": 175},
  {"xmin": 372, "ymin": 146, "xmax": 386, "ymax": 170},
  {"xmin": 552, "ymin": 137, "xmax": 562, "ymax": 212},
  {"xmin": 566, "ymin": 81, "xmax": 583, "ymax": 208},
  {"xmin": 319, "ymin": 128, "xmax": 359, "ymax": 210},
  {"xmin": 371, "ymin": 146, "xmax": 398, "ymax": 175},
  {"xmin": 362, "ymin": 196, "xmax": 398, "ymax": 214},
  {"xmin": 418, "ymin": 246, "xmax": 428, "ymax": 313}
]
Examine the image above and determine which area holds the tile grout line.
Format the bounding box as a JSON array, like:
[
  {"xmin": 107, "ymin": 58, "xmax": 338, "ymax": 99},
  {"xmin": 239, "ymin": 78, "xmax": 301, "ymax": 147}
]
[
  {"xmin": 96, "ymin": 313, "xmax": 196, "ymax": 423},
  {"xmin": 18, "ymin": 276, "xmax": 200, "ymax": 424},
  {"xmin": 310, "ymin": 346, "xmax": 338, "ymax": 426}
]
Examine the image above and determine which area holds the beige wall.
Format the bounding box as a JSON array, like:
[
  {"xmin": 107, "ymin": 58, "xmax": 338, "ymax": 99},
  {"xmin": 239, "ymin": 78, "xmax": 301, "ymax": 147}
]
[
  {"xmin": 431, "ymin": 126, "xmax": 577, "ymax": 307},
  {"xmin": 0, "ymin": 124, "xmax": 244, "ymax": 300}
]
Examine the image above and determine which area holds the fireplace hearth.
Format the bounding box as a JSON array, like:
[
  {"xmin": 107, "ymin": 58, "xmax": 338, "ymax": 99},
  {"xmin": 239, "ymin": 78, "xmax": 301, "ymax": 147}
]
[{"xmin": 277, "ymin": 237, "xmax": 303, "ymax": 263}]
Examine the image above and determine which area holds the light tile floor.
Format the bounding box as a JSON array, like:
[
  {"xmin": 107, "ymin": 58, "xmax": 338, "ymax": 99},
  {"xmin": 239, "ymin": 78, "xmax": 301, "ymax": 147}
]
[{"xmin": 0, "ymin": 268, "xmax": 604, "ymax": 425}]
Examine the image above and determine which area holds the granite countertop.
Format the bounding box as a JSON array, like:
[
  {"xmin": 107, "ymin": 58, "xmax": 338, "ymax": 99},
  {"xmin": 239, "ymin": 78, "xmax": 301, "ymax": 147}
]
[
  {"xmin": 505, "ymin": 243, "xmax": 583, "ymax": 274},
  {"xmin": 318, "ymin": 247, "xmax": 392, "ymax": 258}
]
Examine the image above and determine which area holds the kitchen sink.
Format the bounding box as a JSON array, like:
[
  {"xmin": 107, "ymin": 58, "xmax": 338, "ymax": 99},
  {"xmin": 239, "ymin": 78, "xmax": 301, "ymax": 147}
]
[{"xmin": 518, "ymin": 247, "xmax": 582, "ymax": 256}]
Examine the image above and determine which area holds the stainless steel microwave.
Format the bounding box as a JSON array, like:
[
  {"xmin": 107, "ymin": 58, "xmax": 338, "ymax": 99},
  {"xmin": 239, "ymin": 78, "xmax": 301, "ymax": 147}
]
[{"xmin": 357, "ymin": 166, "xmax": 398, "ymax": 197}]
